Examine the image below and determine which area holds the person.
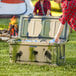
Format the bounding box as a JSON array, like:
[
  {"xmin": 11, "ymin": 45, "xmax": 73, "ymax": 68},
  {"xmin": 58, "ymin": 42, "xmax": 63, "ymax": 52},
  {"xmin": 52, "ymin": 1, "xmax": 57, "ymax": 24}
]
[
  {"xmin": 49, "ymin": 0, "xmax": 76, "ymax": 43},
  {"xmin": 33, "ymin": 0, "xmax": 51, "ymax": 16}
]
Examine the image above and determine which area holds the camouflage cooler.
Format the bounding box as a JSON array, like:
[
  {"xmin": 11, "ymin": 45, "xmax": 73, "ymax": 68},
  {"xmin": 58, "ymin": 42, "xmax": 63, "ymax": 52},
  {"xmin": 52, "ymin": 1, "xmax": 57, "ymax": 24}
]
[{"xmin": 9, "ymin": 16, "xmax": 69, "ymax": 65}]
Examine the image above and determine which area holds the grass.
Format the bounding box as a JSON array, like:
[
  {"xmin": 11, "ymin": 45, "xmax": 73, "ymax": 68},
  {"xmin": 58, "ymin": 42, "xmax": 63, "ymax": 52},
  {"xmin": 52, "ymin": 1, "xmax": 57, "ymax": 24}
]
[
  {"xmin": 0, "ymin": 18, "xmax": 10, "ymax": 30},
  {"xmin": 0, "ymin": 30, "xmax": 76, "ymax": 76},
  {"xmin": 0, "ymin": 18, "xmax": 19, "ymax": 30}
]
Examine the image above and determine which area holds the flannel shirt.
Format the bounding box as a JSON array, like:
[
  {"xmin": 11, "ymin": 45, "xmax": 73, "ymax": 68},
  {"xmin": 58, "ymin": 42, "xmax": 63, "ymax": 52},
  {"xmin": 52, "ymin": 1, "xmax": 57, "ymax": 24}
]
[
  {"xmin": 33, "ymin": 0, "xmax": 51, "ymax": 16},
  {"xmin": 59, "ymin": 0, "xmax": 76, "ymax": 31}
]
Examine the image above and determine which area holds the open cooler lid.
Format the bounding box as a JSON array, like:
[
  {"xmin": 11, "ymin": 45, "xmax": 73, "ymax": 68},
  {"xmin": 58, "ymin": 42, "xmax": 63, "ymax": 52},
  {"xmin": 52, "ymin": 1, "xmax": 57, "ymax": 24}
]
[
  {"xmin": 28, "ymin": 19, "xmax": 42, "ymax": 37},
  {"xmin": 19, "ymin": 16, "xmax": 69, "ymax": 41}
]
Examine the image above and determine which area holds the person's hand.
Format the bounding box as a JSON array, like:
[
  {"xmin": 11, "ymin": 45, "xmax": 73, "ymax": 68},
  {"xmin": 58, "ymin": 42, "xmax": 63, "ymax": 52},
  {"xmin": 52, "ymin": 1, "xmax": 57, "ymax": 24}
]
[{"xmin": 46, "ymin": 10, "xmax": 50, "ymax": 16}]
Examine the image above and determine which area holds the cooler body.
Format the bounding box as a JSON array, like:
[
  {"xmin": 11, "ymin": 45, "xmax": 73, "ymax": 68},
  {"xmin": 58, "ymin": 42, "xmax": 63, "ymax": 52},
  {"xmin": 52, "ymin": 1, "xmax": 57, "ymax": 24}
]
[{"xmin": 9, "ymin": 39, "xmax": 65, "ymax": 65}]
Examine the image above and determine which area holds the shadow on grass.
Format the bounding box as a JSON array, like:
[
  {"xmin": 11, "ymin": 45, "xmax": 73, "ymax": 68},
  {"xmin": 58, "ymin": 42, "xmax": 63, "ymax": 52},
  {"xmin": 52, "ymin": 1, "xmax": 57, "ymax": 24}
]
[
  {"xmin": 66, "ymin": 58, "xmax": 76, "ymax": 65},
  {"xmin": 58, "ymin": 58, "xmax": 76, "ymax": 67}
]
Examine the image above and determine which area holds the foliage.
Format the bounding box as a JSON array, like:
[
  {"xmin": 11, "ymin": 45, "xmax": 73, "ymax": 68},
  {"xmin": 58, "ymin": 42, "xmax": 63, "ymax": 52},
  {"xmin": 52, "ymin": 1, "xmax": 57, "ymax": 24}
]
[
  {"xmin": 29, "ymin": 47, "xmax": 35, "ymax": 61},
  {"xmin": 12, "ymin": 44, "xmax": 20, "ymax": 62},
  {"xmin": 0, "ymin": 24, "xmax": 8, "ymax": 30},
  {"xmin": 0, "ymin": 18, "xmax": 19, "ymax": 30}
]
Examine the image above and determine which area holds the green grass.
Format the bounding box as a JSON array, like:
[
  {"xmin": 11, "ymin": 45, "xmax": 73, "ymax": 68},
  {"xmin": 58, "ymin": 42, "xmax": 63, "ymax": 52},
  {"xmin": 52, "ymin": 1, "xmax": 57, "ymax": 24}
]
[
  {"xmin": 0, "ymin": 18, "xmax": 10, "ymax": 30},
  {"xmin": 0, "ymin": 18, "xmax": 19, "ymax": 30},
  {"xmin": 0, "ymin": 30, "xmax": 76, "ymax": 76}
]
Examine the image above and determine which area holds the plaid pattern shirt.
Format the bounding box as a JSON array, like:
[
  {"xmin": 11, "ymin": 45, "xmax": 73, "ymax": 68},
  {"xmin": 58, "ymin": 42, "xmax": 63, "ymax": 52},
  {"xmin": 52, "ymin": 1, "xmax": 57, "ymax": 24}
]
[
  {"xmin": 33, "ymin": 0, "xmax": 51, "ymax": 16},
  {"xmin": 59, "ymin": 0, "xmax": 76, "ymax": 31}
]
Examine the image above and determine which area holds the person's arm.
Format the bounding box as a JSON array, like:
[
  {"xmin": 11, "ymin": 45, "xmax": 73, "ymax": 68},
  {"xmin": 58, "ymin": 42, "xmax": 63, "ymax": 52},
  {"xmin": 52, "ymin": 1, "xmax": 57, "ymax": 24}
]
[
  {"xmin": 46, "ymin": 1, "xmax": 51, "ymax": 16},
  {"xmin": 54, "ymin": 1, "xmax": 72, "ymax": 42},
  {"xmin": 46, "ymin": 9, "xmax": 50, "ymax": 16},
  {"xmin": 59, "ymin": 1, "xmax": 71, "ymax": 24},
  {"xmin": 49, "ymin": 23, "xmax": 64, "ymax": 43},
  {"xmin": 49, "ymin": 1, "xmax": 72, "ymax": 43},
  {"xmin": 54, "ymin": 23, "xmax": 64, "ymax": 42}
]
